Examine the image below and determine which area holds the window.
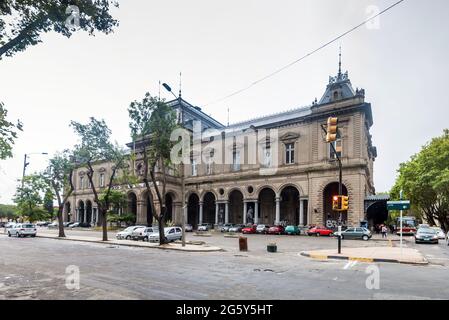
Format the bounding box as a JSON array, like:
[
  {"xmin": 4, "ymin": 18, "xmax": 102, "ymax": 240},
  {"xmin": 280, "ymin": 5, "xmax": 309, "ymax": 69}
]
[
  {"xmin": 206, "ymin": 149, "xmax": 214, "ymax": 175},
  {"xmin": 233, "ymin": 150, "xmax": 240, "ymax": 171},
  {"xmin": 99, "ymin": 173, "xmax": 105, "ymax": 187},
  {"xmin": 79, "ymin": 176, "xmax": 84, "ymax": 189},
  {"xmin": 191, "ymin": 158, "xmax": 197, "ymax": 176},
  {"xmin": 330, "ymin": 133, "xmax": 342, "ymax": 159},
  {"xmin": 285, "ymin": 143, "xmax": 295, "ymax": 164},
  {"xmin": 87, "ymin": 179, "xmax": 92, "ymax": 189},
  {"xmin": 263, "ymin": 147, "xmax": 272, "ymax": 167}
]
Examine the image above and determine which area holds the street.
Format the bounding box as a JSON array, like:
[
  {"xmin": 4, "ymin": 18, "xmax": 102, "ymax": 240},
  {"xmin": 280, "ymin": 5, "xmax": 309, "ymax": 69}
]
[{"xmin": 1, "ymin": 230, "xmax": 448, "ymax": 300}]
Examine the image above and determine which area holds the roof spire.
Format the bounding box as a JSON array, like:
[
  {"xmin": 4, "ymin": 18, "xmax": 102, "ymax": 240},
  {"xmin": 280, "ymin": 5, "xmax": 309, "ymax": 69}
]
[
  {"xmin": 338, "ymin": 46, "xmax": 342, "ymax": 78},
  {"xmin": 179, "ymin": 72, "xmax": 182, "ymax": 98}
]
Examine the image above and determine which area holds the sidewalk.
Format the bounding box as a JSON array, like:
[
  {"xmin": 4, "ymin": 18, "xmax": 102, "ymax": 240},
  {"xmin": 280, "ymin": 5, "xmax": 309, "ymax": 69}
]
[
  {"xmin": 301, "ymin": 246, "xmax": 428, "ymax": 265},
  {"xmin": 11, "ymin": 231, "xmax": 224, "ymax": 253}
]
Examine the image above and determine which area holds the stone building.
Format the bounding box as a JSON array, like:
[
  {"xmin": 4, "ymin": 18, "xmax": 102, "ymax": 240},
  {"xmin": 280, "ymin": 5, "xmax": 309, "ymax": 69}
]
[{"xmin": 64, "ymin": 63, "xmax": 378, "ymax": 230}]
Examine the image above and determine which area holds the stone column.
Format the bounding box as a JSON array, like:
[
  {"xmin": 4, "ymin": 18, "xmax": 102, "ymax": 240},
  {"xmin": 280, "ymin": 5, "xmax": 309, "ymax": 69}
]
[
  {"xmin": 83, "ymin": 207, "xmax": 87, "ymax": 223},
  {"xmin": 136, "ymin": 200, "xmax": 146, "ymax": 225},
  {"xmin": 299, "ymin": 199, "xmax": 304, "ymax": 226},
  {"xmin": 215, "ymin": 203, "xmax": 219, "ymax": 225},
  {"xmin": 275, "ymin": 197, "xmax": 281, "ymax": 225},
  {"xmin": 243, "ymin": 201, "xmax": 247, "ymax": 225},
  {"xmin": 254, "ymin": 201, "xmax": 259, "ymax": 224},
  {"xmin": 90, "ymin": 209, "xmax": 94, "ymax": 225},
  {"xmin": 199, "ymin": 201, "xmax": 204, "ymax": 225},
  {"xmin": 225, "ymin": 201, "xmax": 229, "ymax": 224}
]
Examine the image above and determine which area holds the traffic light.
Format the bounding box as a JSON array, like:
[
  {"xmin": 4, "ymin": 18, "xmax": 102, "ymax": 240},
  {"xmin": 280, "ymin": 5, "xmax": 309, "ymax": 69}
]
[
  {"xmin": 341, "ymin": 196, "xmax": 349, "ymax": 211},
  {"xmin": 332, "ymin": 195, "xmax": 349, "ymax": 211},
  {"xmin": 332, "ymin": 195, "xmax": 340, "ymax": 211},
  {"xmin": 326, "ymin": 117, "xmax": 338, "ymax": 142}
]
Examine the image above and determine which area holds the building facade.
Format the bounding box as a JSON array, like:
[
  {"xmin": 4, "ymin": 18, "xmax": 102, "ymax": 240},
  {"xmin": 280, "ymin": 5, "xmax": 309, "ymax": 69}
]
[{"xmin": 65, "ymin": 65, "xmax": 378, "ymax": 230}]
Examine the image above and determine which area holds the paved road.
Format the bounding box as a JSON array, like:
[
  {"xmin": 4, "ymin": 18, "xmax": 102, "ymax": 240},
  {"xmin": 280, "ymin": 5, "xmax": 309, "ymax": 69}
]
[{"xmin": 1, "ymin": 232, "xmax": 448, "ymax": 300}]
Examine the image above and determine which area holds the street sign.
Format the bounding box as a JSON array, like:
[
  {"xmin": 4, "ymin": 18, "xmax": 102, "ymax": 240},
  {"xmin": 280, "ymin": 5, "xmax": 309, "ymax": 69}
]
[{"xmin": 386, "ymin": 200, "xmax": 410, "ymax": 211}]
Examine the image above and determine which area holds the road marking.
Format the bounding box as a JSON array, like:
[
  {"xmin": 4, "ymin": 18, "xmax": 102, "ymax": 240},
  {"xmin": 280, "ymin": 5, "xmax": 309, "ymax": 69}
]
[{"xmin": 343, "ymin": 261, "xmax": 358, "ymax": 270}]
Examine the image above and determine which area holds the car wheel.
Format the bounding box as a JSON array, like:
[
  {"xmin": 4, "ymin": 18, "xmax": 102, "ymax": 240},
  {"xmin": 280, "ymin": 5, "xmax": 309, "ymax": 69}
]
[
  {"xmin": 144, "ymin": 236, "xmax": 148, "ymax": 242},
  {"xmin": 329, "ymin": 233, "xmax": 334, "ymax": 237},
  {"xmin": 125, "ymin": 236, "xmax": 131, "ymax": 240},
  {"xmin": 31, "ymin": 235, "xmax": 36, "ymax": 237},
  {"xmin": 164, "ymin": 237, "xmax": 168, "ymax": 243},
  {"xmin": 362, "ymin": 235, "xmax": 369, "ymax": 241},
  {"xmin": 316, "ymin": 233, "xmax": 320, "ymax": 237},
  {"xmin": 7, "ymin": 232, "xmax": 11, "ymax": 237},
  {"xmin": 341, "ymin": 235, "xmax": 345, "ymax": 240}
]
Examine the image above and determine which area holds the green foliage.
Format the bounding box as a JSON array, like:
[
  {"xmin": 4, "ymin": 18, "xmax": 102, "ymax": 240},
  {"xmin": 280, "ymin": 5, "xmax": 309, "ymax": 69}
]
[
  {"xmin": 0, "ymin": 0, "xmax": 119, "ymax": 58},
  {"xmin": 0, "ymin": 102, "xmax": 23, "ymax": 160},
  {"xmin": 107, "ymin": 213, "xmax": 135, "ymax": 226},
  {"xmin": 0, "ymin": 204, "xmax": 19, "ymax": 220},
  {"xmin": 391, "ymin": 129, "xmax": 449, "ymax": 231},
  {"xmin": 43, "ymin": 188, "xmax": 54, "ymax": 217},
  {"xmin": 13, "ymin": 174, "xmax": 50, "ymax": 222}
]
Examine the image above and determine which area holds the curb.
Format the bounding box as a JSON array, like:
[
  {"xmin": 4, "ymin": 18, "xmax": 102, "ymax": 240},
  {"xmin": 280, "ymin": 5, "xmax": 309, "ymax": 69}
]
[
  {"xmin": 300, "ymin": 251, "xmax": 428, "ymax": 265},
  {"xmin": 33, "ymin": 234, "xmax": 224, "ymax": 253}
]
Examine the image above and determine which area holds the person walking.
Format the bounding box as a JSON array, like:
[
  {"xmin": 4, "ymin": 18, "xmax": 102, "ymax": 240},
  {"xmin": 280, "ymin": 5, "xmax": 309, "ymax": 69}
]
[{"xmin": 381, "ymin": 225, "xmax": 388, "ymax": 238}]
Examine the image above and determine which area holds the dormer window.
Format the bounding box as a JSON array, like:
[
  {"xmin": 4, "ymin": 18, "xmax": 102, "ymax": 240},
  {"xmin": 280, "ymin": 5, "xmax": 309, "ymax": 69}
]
[{"xmin": 333, "ymin": 91, "xmax": 339, "ymax": 100}]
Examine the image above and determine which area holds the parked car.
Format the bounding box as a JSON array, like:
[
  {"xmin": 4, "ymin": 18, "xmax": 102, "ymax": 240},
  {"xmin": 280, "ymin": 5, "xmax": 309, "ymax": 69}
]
[
  {"xmin": 0, "ymin": 222, "xmax": 5, "ymax": 228},
  {"xmin": 242, "ymin": 225, "xmax": 257, "ymax": 234},
  {"xmin": 431, "ymin": 227, "xmax": 446, "ymax": 240},
  {"xmin": 229, "ymin": 224, "xmax": 245, "ymax": 233},
  {"xmin": 285, "ymin": 225, "xmax": 301, "ymax": 235},
  {"xmin": 5, "ymin": 222, "xmax": 17, "ymax": 229},
  {"xmin": 185, "ymin": 224, "xmax": 193, "ymax": 232},
  {"xmin": 116, "ymin": 225, "xmax": 147, "ymax": 240},
  {"xmin": 63, "ymin": 222, "xmax": 73, "ymax": 227},
  {"xmin": 267, "ymin": 225, "xmax": 285, "ymax": 235},
  {"xmin": 415, "ymin": 228, "xmax": 439, "ymax": 244},
  {"xmin": 220, "ymin": 223, "xmax": 234, "ymax": 232},
  {"xmin": 69, "ymin": 222, "xmax": 80, "ymax": 228},
  {"xmin": 131, "ymin": 226, "xmax": 157, "ymax": 241},
  {"xmin": 307, "ymin": 226, "xmax": 334, "ymax": 237},
  {"xmin": 197, "ymin": 223, "xmax": 212, "ymax": 231},
  {"xmin": 149, "ymin": 227, "xmax": 183, "ymax": 242},
  {"xmin": 256, "ymin": 224, "xmax": 270, "ymax": 234},
  {"xmin": 8, "ymin": 223, "xmax": 37, "ymax": 238},
  {"xmin": 36, "ymin": 221, "xmax": 50, "ymax": 227},
  {"xmin": 79, "ymin": 222, "xmax": 91, "ymax": 228},
  {"xmin": 340, "ymin": 227, "xmax": 371, "ymax": 241},
  {"xmin": 47, "ymin": 222, "xmax": 59, "ymax": 229}
]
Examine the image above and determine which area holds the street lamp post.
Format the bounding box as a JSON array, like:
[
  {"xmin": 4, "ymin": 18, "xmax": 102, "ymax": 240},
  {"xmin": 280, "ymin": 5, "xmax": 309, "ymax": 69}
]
[
  {"xmin": 163, "ymin": 82, "xmax": 187, "ymax": 247},
  {"xmin": 22, "ymin": 152, "xmax": 48, "ymax": 187}
]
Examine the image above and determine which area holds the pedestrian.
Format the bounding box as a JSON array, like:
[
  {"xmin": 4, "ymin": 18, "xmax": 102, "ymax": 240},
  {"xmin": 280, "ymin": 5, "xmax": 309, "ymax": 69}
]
[{"xmin": 381, "ymin": 225, "xmax": 388, "ymax": 238}]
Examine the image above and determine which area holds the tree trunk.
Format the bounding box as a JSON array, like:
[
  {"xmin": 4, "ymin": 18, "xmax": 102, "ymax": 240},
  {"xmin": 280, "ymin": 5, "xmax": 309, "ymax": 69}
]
[
  {"xmin": 101, "ymin": 209, "xmax": 108, "ymax": 241},
  {"xmin": 57, "ymin": 205, "xmax": 66, "ymax": 238}
]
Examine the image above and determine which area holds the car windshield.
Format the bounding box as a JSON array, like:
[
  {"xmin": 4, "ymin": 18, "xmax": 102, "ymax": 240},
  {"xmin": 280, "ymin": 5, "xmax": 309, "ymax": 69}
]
[
  {"xmin": 418, "ymin": 228, "xmax": 436, "ymax": 235},
  {"xmin": 23, "ymin": 224, "xmax": 34, "ymax": 228},
  {"xmin": 123, "ymin": 227, "xmax": 134, "ymax": 232}
]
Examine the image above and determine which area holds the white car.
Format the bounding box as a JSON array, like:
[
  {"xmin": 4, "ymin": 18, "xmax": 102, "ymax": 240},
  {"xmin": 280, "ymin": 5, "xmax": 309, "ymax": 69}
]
[
  {"xmin": 8, "ymin": 223, "xmax": 37, "ymax": 238},
  {"xmin": 131, "ymin": 226, "xmax": 157, "ymax": 241},
  {"xmin": 431, "ymin": 227, "xmax": 446, "ymax": 240},
  {"xmin": 116, "ymin": 225, "xmax": 146, "ymax": 240},
  {"xmin": 197, "ymin": 224, "xmax": 211, "ymax": 231},
  {"xmin": 47, "ymin": 222, "xmax": 59, "ymax": 229},
  {"xmin": 149, "ymin": 227, "xmax": 182, "ymax": 242}
]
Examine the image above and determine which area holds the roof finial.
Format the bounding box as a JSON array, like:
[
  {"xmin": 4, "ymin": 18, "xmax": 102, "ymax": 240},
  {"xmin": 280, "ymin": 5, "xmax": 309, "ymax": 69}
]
[
  {"xmin": 338, "ymin": 46, "xmax": 342, "ymax": 78},
  {"xmin": 227, "ymin": 107, "xmax": 230, "ymax": 126},
  {"xmin": 179, "ymin": 72, "xmax": 182, "ymax": 98}
]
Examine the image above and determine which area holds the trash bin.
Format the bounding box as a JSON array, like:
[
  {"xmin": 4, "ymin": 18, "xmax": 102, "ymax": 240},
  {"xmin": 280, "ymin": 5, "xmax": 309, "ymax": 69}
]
[
  {"xmin": 267, "ymin": 243, "xmax": 277, "ymax": 253},
  {"xmin": 239, "ymin": 236, "xmax": 248, "ymax": 251}
]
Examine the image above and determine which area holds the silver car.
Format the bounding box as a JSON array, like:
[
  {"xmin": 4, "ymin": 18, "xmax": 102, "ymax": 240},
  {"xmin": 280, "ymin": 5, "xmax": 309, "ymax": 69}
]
[
  {"xmin": 8, "ymin": 223, "xmax": 37, "ymax": 238},
  {"xmin": 116, "ymin": 225, "xmax": 146, "ymax": 240},
  {"xmin": 149, "ymin": 227, "xmax": 183, "ymax": 242},
  {"xmin": 131, "ymin": 226, "xmax": 157, "ymax": 241}
]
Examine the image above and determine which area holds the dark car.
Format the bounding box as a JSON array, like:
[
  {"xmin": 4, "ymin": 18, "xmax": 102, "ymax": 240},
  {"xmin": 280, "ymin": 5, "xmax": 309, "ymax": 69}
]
[
  {"xmin": 267, "ymin": 225, "xmax": 285, "ymax": 235},
  {"xmin": 79, "ymin": 222, "xmax": 92, "ymax": 228},
  {"xmin": 340, "ymin": 227, "xmax": 372, "ymax": 241},
  {"xmin": 415, "ymin": 228, "xmax": 439, "ymax": 244}
]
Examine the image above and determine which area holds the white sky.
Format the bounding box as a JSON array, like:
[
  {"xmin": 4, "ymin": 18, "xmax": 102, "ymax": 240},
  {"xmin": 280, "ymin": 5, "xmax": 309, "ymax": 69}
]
[{"xmin": 1, "ymin": 0, "xmax": 448, "ymax": 204}]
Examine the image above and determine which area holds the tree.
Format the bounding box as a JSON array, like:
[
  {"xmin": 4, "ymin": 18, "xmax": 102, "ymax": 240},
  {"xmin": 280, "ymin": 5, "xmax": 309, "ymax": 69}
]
[
  {"xmin": 0, "ymin": 204, "xmax": 19, "ymax": 221},
  {"xmin": 0, "ymin": 102, "xmax": 23, "ymax": 160},
  {"xmin": 70, "ymin": 117, "xmax": 126, "ymax": 241},
  {"xmin": 391, "ymin": 129, "xmax": 449, "ymax": 231},
  {"xmin": 13, "ymin": 174, "xmax": 49, "ymax": 222},
  {"xmin": 43, "ymin": 188, "xmax": 55, "ymax": 218},
  {"xmin": 0, "ymin": 0, "xmax": 119, "ymax": 59},
  {"xmin": 128, "ymin": 93, "xmax": 178, "ymax": 245},
  {"xmin": 42, "ymin": 150, "xmax": 75, "ymax": 237}
]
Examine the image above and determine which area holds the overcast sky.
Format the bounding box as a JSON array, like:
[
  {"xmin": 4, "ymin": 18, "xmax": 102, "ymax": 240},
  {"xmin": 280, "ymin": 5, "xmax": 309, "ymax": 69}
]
[{"xmin": 0, "ymin": 0, "xmax": 448, "ymax": 204}]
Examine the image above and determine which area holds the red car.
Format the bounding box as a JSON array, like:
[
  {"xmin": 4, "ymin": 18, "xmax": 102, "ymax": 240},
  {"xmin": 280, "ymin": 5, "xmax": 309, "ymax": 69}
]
[
  {"xmin": 267, "ymin": 225, "xmax": 285, "ymax": 235},
  {"xmin": 242, "ymin": 225, "xmax": 257, "ymax": 234},
  {"xmin": 307, "ymin": 226, "xmax": 334, "ymax": 237}
]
